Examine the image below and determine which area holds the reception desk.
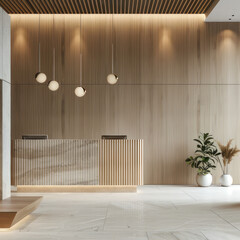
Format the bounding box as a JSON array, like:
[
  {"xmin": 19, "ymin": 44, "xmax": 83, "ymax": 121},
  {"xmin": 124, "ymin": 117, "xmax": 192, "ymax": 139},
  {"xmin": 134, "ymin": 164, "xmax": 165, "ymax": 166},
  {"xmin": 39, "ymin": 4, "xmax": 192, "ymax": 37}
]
[{"xmin": 11, "ymin": 139, "xmax": 143, "ymax": 187}]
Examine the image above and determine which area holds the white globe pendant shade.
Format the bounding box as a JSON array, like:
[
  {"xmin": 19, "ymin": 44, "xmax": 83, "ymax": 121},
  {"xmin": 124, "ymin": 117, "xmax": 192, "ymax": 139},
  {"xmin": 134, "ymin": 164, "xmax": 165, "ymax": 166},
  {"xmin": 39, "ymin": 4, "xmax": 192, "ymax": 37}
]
[
  {"xmin": 75, "ymin": 86, "xmax": 86, "ymax": 97},
  {"xmin": 107, "ymin": 73, "xmax": 118, "ymax": 85},
  {"xmin": 35, "ymin": 72, "xmax": 47, "ymax": 83},
  {"xmin": 48, "ymin": 80, "xmax": 59, "ymax": 91}
]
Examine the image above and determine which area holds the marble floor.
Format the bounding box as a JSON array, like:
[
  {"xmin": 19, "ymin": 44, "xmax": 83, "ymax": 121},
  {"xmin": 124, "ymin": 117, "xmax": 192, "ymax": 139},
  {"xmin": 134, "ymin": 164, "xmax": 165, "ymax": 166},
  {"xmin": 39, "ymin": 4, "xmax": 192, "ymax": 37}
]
[{"xmin": 1, "ymin": 185, "xmax": 240, "ymax": 239}]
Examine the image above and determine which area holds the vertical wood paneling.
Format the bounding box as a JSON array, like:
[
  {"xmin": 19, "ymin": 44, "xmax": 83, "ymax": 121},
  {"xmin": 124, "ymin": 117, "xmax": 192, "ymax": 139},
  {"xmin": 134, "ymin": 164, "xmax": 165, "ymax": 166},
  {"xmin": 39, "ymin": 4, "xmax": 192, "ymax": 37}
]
[
  {"xmin": 99, "ymin": 140, "xmax": 143, "ymax": 185},
  {"xmin": 11, "ymin": 15, "xmax": 240, "ymax": 185}
]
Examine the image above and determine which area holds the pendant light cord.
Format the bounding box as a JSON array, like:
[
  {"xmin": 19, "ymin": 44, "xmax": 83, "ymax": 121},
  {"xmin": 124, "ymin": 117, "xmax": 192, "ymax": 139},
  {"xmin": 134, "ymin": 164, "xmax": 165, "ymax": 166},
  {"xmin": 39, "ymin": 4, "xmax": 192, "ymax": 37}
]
[
  {"xmin": 111, "ymin": 14, "xmax": 114, "ymax": 74},
  {"xmin": 80, "ymin": 14, "xmax": 82, "ymax": 87},
  {"xmin": 53, "ymin": 48, "xmax": 55, "ymax": 80},
  {"xmin": 38, "ymin": 14, "xmax": 41, "ymax": 72},
  {"xmin": 80, "ymin": 53, "xmax": 82, "ymax": 86},
  {"xmin": 52, "ymin": 15, "xmax": 55, "ymax": 80}
]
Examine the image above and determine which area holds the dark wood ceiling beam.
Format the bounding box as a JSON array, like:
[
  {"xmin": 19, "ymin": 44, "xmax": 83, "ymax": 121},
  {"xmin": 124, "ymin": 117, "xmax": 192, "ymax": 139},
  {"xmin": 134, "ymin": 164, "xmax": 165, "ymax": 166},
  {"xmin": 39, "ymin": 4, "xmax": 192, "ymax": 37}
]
[
  {"xmin": 187, "ymin": 0, "xmax": 199, "ymax": 13},
  {"xmin": 0, "ymin": 0, "xmax": 216, "ymax": 14},
  {"xmin": 123, "ymin": 0, "xmax": 126, "ymax": 13},
  {"xmin": 94, "ymin": 0, "xmax": 100, "ymax": 13},
  {"xmin": 161, "ymin": 0, "xmax": 168, "ymax": 13},
  {"xmin": 66, "ymin": 1, "xmax": 73, "ymax": 13},
  {"xmin": 40, "ymin": 0, "xmax": 51, "ymax": 13},
  {"xmin": 8, "ymin": 0, "xmax": 21, "ymax": 13},
  {"xmin": 69, "ymin": 0, "xmax": 77, "ymax": 13},
  {"xmin": 19, "ymin": 0, "xmax": 34, "ymax": 13},
  {"xmin": 120, "ymin": 0, "xmax": 122, "ymax": 13},
  {"xmin": 86, "ymin": 0, "xmax": 94, "ymax": 13},
  {"xmin": 150, "ymin": 0, "xmax": 155, "ymax": 13},
  {"xmin": 183, "ymin": 0, "xmax": 192, "ymax": 13},
  {"xmin": 45, "ymin": 1, "xmax": 55, "ymax": 13},
  {"xmin": 49, "ymin": 0, "xmax": 58, "ymax": 13},
  {"xmin": 36, "ymin": 1, "xmax": 48, "ymax": 13},
  {"xmin": 112, "ymin": 0, "xmax": 115, "ymax": 13},
  {"xmin": 172, "ymin": 0, "xmax": 180, "ymax": 13},
  {"xmin": 165, "ymin": 0, "xmax": 173, "ymax": 13},
  {"xmin": 179, "ymin": 0, "xmax": 188, "ymax": 13},
  {"xmin": 131, "ymin": 0, "xmax": 134, "ymax": 13},
  {"xmin": 90, "ymin": 0, "xmax": 96, "ymax": 13},
  {"xmin": 175, "ymin": 0, "xmax": 183, "ymax": 13},
  {"xmin": 167, "ymin": 0, "xmax": 175, "ymax": 13},
  {"xmin": 14, "ymin": 0, "xmax": 29, "ymax": 13},
  {"xmin": 60, "ymin": 0, "xmax": 70, "ymax": 13},
  {"xmin": 146, "ymin": 0, "xmax": 151, "ymax": 14},
  {"xmin": 194, "ymin": 0, "xmax": 205, "ymax": 13},
  {"xmin": 135, "ymin": 0, "xmax": 139, "ymax": 13},
  {"xmin": 76, "ymin": 0, "xmax": 85, "ymax": 13},
  {"xmin": 127, "ymin": 0, "xmax": 130, "ymax": 13},
  {"xmin": 142, "ymin": 0, "xmax": 147, "ymax": 13},
  {"xmin": 202, "ymin": 0, "xmax": 213, "ymax": 13},
  {"xmin": 157, "ymin": 0, "xmax": 164, "ymax": 13},
  {"xmin": 73, "ymin": 0, "xmax": 81, "ymax": 12},
  {"xmin": 0, "ymin": 0, "xmax": 14, "ymax": 13},
  {"xmin": 153, "ymin": 0, "xmax": 159, "ymax": 13},
  {"xmin": 138, "ymin": 0, "xmax": 143, "ymax": 13},
  {"xmin": 24, "ymin": 0, "xmax": 37, "ymax": 13},
  {"xmin": 116, "ymin": 0, "xmax": 118, "ymax": 13},
  {"xmin": 192, "ymin": 0, "xmax": 201, "ymax": 13},
  {"xmin": 53, "ymin": 0, "xmax": 62, "ymax": 13},
  {"xmin": 82, "ymin": 0, "xmax": 89, "ymax": 13},
  {"xmin": 57, "ymin": 1, "xmax": 64, "ymax": 13},
  {"xmin": 103, "ymin": 0, "xmax": 107, "ymax": 13}
]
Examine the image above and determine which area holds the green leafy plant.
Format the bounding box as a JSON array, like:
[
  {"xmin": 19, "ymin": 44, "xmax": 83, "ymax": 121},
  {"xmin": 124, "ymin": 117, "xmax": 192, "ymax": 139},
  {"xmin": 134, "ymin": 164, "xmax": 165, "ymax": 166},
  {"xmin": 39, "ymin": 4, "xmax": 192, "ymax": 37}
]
[{"xmin": 185, "ymin": 133, "xmax": 221, "ymax": 175}]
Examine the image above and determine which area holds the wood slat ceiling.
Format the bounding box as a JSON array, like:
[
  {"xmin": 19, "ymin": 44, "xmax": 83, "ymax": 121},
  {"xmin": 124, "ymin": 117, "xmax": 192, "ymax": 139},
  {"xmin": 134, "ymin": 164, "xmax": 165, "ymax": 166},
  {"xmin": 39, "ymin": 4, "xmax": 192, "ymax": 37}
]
[{"xmin": 0, "ymin": 0, "xmax": 215, "ymax": 14}]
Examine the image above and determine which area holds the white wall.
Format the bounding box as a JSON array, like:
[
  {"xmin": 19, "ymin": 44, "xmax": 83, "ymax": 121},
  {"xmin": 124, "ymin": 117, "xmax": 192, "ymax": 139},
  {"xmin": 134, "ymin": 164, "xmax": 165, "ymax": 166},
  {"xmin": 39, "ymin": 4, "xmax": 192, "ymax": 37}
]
[{"xmin": 0, "ymin": 7, "xmax": 11, "ymax": 200}]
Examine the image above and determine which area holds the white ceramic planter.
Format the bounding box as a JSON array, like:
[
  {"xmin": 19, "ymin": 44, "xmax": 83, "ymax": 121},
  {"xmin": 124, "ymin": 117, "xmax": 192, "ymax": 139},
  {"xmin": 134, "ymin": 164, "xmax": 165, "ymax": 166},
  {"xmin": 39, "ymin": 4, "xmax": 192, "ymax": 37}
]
[
  {"xmin": 196, "ymin": 173, "xmax": 212, "ymax": 187},
  {"xmin": 220, "ymin": 174, "xmax": 233, "ymax": 187}
]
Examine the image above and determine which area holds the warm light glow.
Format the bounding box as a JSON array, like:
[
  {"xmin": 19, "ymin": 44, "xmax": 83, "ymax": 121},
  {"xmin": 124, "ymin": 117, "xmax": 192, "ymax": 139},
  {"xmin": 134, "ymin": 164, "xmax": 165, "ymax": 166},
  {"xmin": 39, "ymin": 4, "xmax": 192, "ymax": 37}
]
[
  {"xmin": 48, "ymin": 80, "xmax": 59, "ymax": 91},
  {"xmin": 107, "ymin": 74, "xmax": 118, "ymax": 85},
  {"xmin": 218, "ymin": 29, "xmax": 237, "ymax": 65},
  {"xmin": 75, "ymin": 86, "xmax": 86, "ymax": 97},
  {"xmin": 0, "ymin": 215, "xmax": 32, "ymax": 231},
  {"xmin": 159, "ymin": 28, "xmax": 174, "ymax": 58},
  {"xmin": 35, "ymin": 72, "xmax": 47, "ymax": 83}
]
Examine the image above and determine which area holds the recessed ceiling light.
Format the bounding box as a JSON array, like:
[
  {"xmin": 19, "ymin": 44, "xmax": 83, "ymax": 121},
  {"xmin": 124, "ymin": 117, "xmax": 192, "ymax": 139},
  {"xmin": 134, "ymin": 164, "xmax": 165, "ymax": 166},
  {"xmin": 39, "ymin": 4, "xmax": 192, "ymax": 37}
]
[
  {"xmin": 229, "ymin": 18, "xmax": 232, "ymax": 21},
  {"xmin": 232, "ymin": 14, "xmax": 235, "ymax": 17}
]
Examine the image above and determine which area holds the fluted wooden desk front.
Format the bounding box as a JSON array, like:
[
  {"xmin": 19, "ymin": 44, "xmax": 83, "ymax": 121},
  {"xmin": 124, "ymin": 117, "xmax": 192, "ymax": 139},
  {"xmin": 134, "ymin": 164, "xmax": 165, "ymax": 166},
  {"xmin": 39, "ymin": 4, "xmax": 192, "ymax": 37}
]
[{"xmin": 11, "ymin": 139, "xmax": 143, "ymax": 186}]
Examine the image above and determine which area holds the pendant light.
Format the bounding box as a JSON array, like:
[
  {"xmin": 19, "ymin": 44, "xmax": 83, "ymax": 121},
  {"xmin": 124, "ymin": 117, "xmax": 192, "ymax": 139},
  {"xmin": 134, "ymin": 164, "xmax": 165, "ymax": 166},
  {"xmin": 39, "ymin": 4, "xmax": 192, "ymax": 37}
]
[
  {"xmin": 48, "ymin": 15, "xmax": 59, "ymax": 91},
  {"xmin": 107, "ymin": 14, "xmax": 118, "ymax": 85},
  {"xmin": 75, "ymin": 14, "xmax": 86, "ymax": 97},
  {"xmin": 35, "ymin": 15, "xmax": 47, "ymax": 83},
  {"xmin": 75, "ymin": 54, "xmax": 86, "ymax": 97},
  {"xmin": 48, "ymin": 48, "xmax": 59, "ymax": 91}
]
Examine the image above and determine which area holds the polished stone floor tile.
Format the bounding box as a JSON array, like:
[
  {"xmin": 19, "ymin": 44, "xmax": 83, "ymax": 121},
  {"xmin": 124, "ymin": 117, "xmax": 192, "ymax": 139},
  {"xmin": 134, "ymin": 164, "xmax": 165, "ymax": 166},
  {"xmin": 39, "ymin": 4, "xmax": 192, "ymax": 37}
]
[
  {"xmin": 147, "ymin": 231, "xmax": 207, "ymax": 240},
  {"xmin": 1, "ymin": 186, "xmax": 240, "ymax": 239}
]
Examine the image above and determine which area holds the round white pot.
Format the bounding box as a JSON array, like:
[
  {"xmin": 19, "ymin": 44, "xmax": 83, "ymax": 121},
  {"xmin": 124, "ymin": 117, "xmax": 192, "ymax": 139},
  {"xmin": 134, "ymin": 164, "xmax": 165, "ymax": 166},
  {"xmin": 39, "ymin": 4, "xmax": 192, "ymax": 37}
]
[
  {"xmin": 196, "ymin": 173, "xmax": 212, "ymax": 187},
  {"xmin": 220, "ymin": 174, "xmax": 233, "ymax": 187}
]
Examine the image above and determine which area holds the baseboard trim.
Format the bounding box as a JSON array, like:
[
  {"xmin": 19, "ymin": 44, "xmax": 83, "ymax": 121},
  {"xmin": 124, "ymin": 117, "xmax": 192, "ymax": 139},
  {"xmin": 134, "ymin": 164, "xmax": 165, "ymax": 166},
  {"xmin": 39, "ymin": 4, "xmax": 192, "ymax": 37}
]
[{"xmin": 17, "ymin": 185, "xmax": 137, "ymax": 193}]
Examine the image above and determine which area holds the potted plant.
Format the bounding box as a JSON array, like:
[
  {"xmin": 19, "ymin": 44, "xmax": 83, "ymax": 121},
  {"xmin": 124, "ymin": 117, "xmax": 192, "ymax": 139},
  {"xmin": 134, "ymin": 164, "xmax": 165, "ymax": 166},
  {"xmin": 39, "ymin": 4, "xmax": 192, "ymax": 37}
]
[
  {"xmin": 185, "ymin": 133, "xmax": 220, "ymax": 187},
  {"xmin": 217, "ymin": 139, "xmax": 240, "ymax": 187}
]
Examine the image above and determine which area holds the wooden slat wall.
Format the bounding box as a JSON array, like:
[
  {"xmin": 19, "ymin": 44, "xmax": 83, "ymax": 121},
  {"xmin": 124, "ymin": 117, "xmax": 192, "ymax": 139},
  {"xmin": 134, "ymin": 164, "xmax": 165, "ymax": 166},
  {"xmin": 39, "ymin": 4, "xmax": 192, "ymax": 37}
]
[
  {"xmin": 99, "ymin": 140, "xmax": 143, "ymax": 185},
  {"xmin": 0, "ymin": 0, "xmax": 215, "ymax": 14},
  {"xmin": 11, "ymin": 139, "xmax": 100, "ymax": 185},
  {"xmin": 11, "ymin": 15, "xmax": 240, "ymax": 185}
]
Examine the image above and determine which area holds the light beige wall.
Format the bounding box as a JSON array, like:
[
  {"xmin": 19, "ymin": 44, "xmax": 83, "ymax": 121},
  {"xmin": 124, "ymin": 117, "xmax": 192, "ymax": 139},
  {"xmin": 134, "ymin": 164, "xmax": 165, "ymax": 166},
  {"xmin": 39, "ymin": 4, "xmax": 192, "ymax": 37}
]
[
  {"xmin": 0, "ymin": 7, "xmax": 11, "ymax": 200},
  {"xmin": 11, "ymin": 14, "xmax": 240, "ymax": 185}
]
